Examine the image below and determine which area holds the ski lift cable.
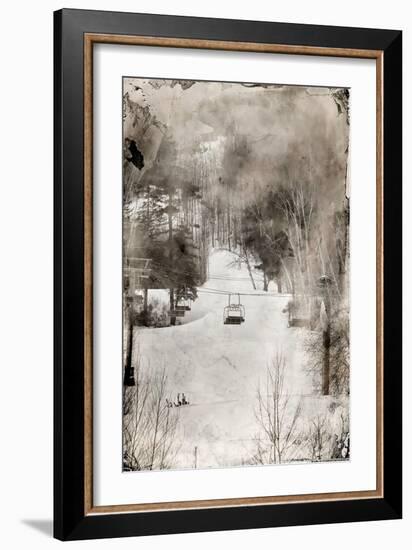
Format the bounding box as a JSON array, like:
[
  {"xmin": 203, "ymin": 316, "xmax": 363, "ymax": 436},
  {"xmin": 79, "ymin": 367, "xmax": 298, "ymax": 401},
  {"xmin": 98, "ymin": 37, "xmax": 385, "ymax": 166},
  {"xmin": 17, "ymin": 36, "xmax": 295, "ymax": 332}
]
[
  {"xmin": 200, "ymin": 286, "xmax": 273, "ymax": 294},
  {"xmin": 141, "ymin": 255, "xmax": 257, "ymax": 278},
  {"xmin": 197, "ymin": 287, "xmax": 294, "ymax": 298},
  {"xmin": 142, "ymin": 262, "xmax": 318, "ymax": 296},
  {"xmin": 131, "ymin": 261, "xmax": 321, "ymax": 298},
  {"xmin": 124, "ymin": 264, "xmax": 316, "ymax": 300},
  {"xmin": 196, "ymin": 290, "xmax": 228, "ymax": 296},
  {"xmin": 136, "ymin": 260, "xmax": 265, "ymax": 284},
  {"xmin": 148, "ymin": 259, "xmax": 201, "ymax": 276},
  {"xmin": 201, "ymin": 289, "xmax": 321, "ymax": 298},
  {"xmin": 208, "ymin": 276, "xmax": 265, "ymax": 282}
]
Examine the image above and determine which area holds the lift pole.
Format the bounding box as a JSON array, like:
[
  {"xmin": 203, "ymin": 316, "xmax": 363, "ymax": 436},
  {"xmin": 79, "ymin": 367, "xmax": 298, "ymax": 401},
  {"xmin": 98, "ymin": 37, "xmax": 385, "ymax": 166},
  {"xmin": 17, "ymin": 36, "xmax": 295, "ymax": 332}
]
[{"xmin": 318, "ymin": 276, "xmax": 332, "ymax": 396}]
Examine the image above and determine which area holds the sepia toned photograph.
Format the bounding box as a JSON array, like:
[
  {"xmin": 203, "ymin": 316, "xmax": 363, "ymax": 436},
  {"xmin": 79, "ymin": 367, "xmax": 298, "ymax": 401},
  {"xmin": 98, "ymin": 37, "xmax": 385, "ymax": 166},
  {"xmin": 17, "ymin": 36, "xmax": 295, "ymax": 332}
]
[{"xmin": 122, "ymin": 76, "xmax": 350, "ymax": 472}]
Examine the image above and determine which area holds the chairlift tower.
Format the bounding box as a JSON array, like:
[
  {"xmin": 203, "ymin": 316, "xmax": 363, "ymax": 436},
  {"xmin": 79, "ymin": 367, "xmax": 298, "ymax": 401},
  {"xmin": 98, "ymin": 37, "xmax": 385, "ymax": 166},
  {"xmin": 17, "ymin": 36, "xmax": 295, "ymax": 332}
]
[
  {"xmin": 169, "ymin": 287, "xmax": 193, "ymax": 318},
  {"xmin": 123, "ymin": 256, "xmax": 151, "ymax": 387},
  {"xmin": 317, "ymin": 274, "xmax": 333, "ymax": 395}
]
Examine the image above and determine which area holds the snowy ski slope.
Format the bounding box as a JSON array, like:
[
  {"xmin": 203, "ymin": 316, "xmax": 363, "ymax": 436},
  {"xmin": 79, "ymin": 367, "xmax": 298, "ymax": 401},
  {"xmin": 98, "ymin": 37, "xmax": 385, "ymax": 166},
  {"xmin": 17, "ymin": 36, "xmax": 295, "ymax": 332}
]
[{"xmin": 134, "ymin": 249, "xmax": 326, "ymax": 469}]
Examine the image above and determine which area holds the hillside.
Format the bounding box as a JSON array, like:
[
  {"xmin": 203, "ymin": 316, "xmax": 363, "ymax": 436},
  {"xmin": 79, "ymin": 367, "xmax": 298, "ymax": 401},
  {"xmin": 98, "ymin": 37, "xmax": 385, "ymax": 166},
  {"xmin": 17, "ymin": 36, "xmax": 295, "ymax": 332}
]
[{"xmin": 133, "ymin": 249, "xmax": 335, "ymax": 469}]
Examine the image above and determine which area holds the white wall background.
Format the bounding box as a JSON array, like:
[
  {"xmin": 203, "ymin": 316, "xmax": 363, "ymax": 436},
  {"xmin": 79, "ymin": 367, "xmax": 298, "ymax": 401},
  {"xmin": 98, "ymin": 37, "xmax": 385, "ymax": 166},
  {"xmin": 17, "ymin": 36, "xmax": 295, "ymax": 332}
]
[{"xmin": 0, "ymin": 1, "xmax": 408, "ymax": 548}]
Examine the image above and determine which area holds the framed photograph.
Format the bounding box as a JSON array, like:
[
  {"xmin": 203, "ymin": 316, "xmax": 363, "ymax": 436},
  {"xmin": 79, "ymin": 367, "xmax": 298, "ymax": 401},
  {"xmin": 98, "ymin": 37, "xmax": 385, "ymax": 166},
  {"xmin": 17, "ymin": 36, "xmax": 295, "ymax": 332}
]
[{"xmin": 54, "ymin": 9, "xmax": 402, "ymax": 541}]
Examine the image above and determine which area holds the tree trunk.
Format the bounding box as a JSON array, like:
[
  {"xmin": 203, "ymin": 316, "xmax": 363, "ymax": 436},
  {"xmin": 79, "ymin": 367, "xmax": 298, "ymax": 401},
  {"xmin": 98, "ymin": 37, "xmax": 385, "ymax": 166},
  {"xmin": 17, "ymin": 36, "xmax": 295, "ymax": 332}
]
[
  {"xmin": 263, "ymin": 272, "xmax": 268, "ymax": 291},
  {"xmin": 123, "ymin": 306, "xmax": 135, "ymax": 386},
  {"xmin": 168, "ymin": 190, "xmax": 176, "ymax": 326},
  {"xmin": 322, "ymin": 326, "xmax": 331, "ymax": 395},
  {"xmin": 169, "ymin": 288, "xmax": 175, "ymax": 326},
  {"xmin": 243, "ymin": 247, "xmax": 256, "ymax": 290},
  {"xmin": 211, "ymin": 218, "xmax": 215, "ymax": 247},
  {"xmin": 321, "ymin": 290, "xmax": 331, "ymax": 395},
  {"xmin": 277, "ymin": 277, "xmax": 283, "ymax": 294},
  {"xmin": 143, "ymin": 287, "xmax": 148, "ymax": 314},
  {"xmin": 227, "ymin": 206, "xmax": 231, "ymax": 250}
]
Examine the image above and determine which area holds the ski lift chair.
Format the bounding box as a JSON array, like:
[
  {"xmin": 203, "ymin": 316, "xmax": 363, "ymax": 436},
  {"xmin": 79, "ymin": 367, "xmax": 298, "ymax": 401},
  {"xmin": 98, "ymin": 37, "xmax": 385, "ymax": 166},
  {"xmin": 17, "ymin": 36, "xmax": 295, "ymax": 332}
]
[
  {"xmin": 134, "ymin": 295, "xmax": 144, "ymax": 305},
  {"xmin": 182, "ymin": 295, "xmax": 192, "ymax": 311},
  {"xmin": 174, "ymin": 300, "xmax": 187, "ymax": 314},
  {"xmin": 176, "ymin": 293, "xmax": 192, "ymax": 311},
  {"xmin": 286, "ymin": 296, "xmax": 311, "ymax": 328},
  {"xmin": 168, "ymin": 309, "xmax": 185, "ymax": 317},
  {"xmin": 176, "ymin": 287, "xmax": 193, "ymax": 311},
  {"xmin": 223, "ymin": 294, "xmax": 245, "ymax": 325}
]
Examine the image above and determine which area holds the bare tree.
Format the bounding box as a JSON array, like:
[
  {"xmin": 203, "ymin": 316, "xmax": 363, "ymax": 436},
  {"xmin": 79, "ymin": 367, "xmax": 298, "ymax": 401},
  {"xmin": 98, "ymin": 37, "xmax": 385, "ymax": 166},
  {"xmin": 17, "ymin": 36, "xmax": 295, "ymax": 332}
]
[
  {"xmin": 247, "ymin": 435, "xmax": 270, "ymax": 466},
  {"xmin": 255, "ymin": 351, "xmax": 302, "ymax": 464},
  {"xmin": 276, "ymin": 181, "xmax": 315, "ymax": 301},
  {"xmin": 331, "ymin": 411, "xmax": 350, "ymax": 460},
  {"xmin": 305, "ymin": 307, "xmax": 349, "ymax": 395},
  {"xmin": 123, "ymin": 353, "xmax": 180, "ymax": 471},
  {"xmin": 306, "ymin": 414, "xmax": 331, "ymax": 461}
]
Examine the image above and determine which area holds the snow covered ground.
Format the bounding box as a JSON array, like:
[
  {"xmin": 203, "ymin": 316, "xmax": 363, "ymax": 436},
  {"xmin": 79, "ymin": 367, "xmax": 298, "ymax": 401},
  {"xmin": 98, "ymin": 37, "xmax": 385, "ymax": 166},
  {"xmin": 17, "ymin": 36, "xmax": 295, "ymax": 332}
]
[{"xmin": 132, "ymin": 249, "xmax": 338, "ymax": 470}]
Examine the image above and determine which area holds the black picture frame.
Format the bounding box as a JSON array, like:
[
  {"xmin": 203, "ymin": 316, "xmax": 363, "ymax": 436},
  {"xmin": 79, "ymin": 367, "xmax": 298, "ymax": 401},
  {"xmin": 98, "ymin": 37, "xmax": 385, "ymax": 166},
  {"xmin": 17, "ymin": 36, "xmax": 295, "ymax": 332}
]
[{"xmin": 54, "ymin": 8, "xmax": 402, "ymax": 541}]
